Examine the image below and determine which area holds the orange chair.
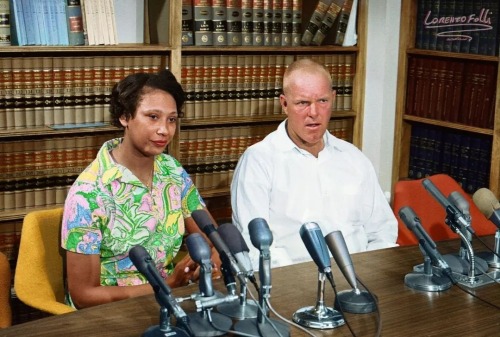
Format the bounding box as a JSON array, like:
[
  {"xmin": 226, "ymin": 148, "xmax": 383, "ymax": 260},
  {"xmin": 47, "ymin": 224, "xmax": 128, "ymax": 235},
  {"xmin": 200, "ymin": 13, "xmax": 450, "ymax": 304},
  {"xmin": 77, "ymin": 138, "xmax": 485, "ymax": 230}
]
[
  {"xmin": 0, "ymin": 251, "xmax": 12, "ymax": 328},
  {"xmin": 392, "ymin": 174, "xmax": 496, "ymax": 246}
]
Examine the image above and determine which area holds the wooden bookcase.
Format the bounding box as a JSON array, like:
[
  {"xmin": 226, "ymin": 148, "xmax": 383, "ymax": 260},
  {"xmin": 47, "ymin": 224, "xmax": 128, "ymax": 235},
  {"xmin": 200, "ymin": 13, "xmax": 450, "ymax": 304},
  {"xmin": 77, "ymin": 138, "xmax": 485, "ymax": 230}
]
[
  {"xmin": 392, "ymin": 0, "xmax": 500, "ymax": 197},
  {"xmin": 0, "ymin": 0, "xmax": 367, "ymax": 321}
]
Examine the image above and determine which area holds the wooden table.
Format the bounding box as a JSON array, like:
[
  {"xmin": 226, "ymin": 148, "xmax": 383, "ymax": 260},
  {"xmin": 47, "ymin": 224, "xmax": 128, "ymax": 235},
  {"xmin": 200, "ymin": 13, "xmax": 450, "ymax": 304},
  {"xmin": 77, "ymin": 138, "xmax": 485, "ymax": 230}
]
[{"xmin": 1, "ymin": 237, "xmax": 499, "ymax": 337}]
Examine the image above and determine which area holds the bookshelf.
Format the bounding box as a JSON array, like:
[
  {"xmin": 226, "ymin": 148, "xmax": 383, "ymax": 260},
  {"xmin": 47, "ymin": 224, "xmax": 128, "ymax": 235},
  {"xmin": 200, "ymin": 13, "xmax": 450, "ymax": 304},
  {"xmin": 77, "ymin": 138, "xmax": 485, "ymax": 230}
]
[{"xmin": 392, "ymin": 0, "xmax": 500, "ymax": 197}]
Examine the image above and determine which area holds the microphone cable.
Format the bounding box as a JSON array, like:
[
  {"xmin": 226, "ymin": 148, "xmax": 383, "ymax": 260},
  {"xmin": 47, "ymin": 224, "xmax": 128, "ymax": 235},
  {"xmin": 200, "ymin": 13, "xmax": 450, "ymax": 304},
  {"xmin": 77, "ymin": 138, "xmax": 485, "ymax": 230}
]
[
  {"xmin": 245, "ymin": 283, "xmax": 286, "ymax": 337},
  {"xmin": 356, "ymin": 275, "xmax": 382, "ymax": 337},
  {"xmin": 266, "ymin": 298, "xmax": 317, "ymax": 337},
  {"xmin": 330, "ymin": 281, "xmax": 358, "ymax": 337},
  {"xmin": 470, "ymin": 232, "xmax": 500, "ymax": 260},
  {"xmin": 205, "ymin": 309, "xmax": 260, "ymax": 337}
]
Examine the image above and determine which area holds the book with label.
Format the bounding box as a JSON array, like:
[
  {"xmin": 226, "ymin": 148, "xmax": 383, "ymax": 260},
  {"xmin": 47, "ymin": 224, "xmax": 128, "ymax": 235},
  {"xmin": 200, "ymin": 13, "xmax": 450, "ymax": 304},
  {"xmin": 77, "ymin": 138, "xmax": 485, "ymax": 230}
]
[{"xmin": 301, "ymin": 0, "xmax": 332, "ymax": 46}]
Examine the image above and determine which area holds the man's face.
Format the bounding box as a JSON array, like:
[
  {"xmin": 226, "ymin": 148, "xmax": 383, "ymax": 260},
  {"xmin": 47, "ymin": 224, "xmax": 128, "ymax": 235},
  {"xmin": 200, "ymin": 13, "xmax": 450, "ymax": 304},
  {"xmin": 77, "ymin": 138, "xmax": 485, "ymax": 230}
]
[{"xmin": 280, "ymin": 71, "xmax": 335, "ymax": 155}]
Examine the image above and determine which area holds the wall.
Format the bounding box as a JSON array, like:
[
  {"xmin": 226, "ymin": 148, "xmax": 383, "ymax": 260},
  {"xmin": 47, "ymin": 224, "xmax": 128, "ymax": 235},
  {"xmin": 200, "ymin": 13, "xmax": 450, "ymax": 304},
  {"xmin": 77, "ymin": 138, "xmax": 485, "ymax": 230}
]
[{"xmin": 362, "ymin": 0, "xmax": 401, "ymax": 198}]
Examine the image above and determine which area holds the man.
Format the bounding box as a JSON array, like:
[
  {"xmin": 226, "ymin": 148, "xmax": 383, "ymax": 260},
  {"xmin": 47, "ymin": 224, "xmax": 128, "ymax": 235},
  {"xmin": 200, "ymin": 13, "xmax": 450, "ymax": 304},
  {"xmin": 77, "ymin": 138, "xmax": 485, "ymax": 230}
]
[{"xmin": 231, "ymin": 58, "xmax": 397, "ymax": 268}]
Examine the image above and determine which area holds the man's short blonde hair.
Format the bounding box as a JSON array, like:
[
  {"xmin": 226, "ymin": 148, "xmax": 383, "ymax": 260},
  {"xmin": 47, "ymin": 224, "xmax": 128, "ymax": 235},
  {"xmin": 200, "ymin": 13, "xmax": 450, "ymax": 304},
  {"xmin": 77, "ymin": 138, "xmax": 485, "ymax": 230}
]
[{"xmin": 282, "ymin": 59, "xmax": 333, "ymax": 95}]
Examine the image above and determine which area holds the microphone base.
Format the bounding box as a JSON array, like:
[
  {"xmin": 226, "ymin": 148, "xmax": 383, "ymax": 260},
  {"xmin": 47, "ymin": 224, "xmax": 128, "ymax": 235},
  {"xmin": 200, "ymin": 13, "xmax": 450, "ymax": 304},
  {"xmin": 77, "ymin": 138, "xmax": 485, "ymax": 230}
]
[
  {"xmin": 143, "ymin": 325, "xmax": 191, "ymax": 337},
  {"xmin": 217, "ymin": 299, "xmax": 259, "ymax": 320},
  {"xmin": 187, "ymin": 311, "xmax": 232, "ymax": 337},
  {"xmin": 404, "ymin": 271, "xmax": 452, "ymax": 292},
  {"xmin": 442, "ymin": 254, "xmax": 488, "ymax": 275},
  {"xmin": 234, "ymin": 317, "xmax": 290, "ymax": 337},
  {"xmin": 476, "ymin": 251, "xmax": 500, "ymax": 269},
  {"xmin": 292, "ymin": 305, "xmax": 345, "ymax": 329},
  {"xmin": 334, "ymin": 289, "xmax": 377, "ymax": 314}
]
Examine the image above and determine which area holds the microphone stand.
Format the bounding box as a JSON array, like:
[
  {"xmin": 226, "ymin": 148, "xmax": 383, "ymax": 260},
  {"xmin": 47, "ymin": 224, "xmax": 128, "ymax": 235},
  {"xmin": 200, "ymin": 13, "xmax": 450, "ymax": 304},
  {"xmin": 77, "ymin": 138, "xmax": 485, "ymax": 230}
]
[
  {"xmin": 234, "ymin": 246, "xmax": 289, "ymax": 337},
  {"xmin": 186, "ymin": 263, "xmax": 233, "ymax": 337},
  {"xmin": 217, "ymin": 278, "xmax": 259, "ymax": 320},
  {"xmin": 293, "ymin": 271, "xmax": 344, "ymax": 329},
  {"xmin": 143, "ymin": 306, "xmax": 192, "ymax": 337},
  {"xmin": 406, "ymin": 248, "xmax": 452, "ymax": 292},
  {"xmin": 476, "ymin": 229, "xmax": 500, "ymax": 269}
]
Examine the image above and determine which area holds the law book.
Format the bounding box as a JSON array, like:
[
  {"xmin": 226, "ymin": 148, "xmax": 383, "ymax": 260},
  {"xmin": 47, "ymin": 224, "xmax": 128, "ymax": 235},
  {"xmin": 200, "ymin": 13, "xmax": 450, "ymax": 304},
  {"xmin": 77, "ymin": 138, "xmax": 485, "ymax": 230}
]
[
  {"xmin": 459, "ymin": 0, "xmax": 474, "ymax": 53},
  {"xmin": 212, "ymin": 0, "xmax": 227, "ymax": 45},
  {"xmin": 291, "ymin": 0, "xmax": 301, "ymax": 46},
  {"xmin": 0, "ymin": 0, "xmax": 10, "ymax": 45},
  {"xmin": 226, "ymin": 55, "xmax": 238, "ymax": 116},
  {"xmin": 234, "ymin": 55, "xmax": 246, "ymax": 117},
  {"xmin": 468, "ymin": 0, "xmax": 483, "ymax": 55},
  {"xmin": 252, "ymin": 0, "xmax": 264, "ymax": 45},
  {"xmin": 301, "ymin": 0, "xmax": 332, "ymax": 46},
  {"xmin": 104, "ymin": 0, "xmax": 117, "ymax": 44},
  {"xmin": 310, "ymin": 0, "xmax": 342, "ymax": 46},
  {"xmin": 20, "ymin": 0, "xmax": 37, "ymax": 45},
  {"xmin": 64, "ymin": 0, "xmax": 84, "ymax": 45},
  {"xmin": 226, "ymin": 0, "xmax": 242, "ymax": 45},
  {"xmin": 241, "ymin": 0, "xmax": 252, "ymax": 45},
  {"xmin": 218, "ymin": 55, "xmax": 229, "ymax": 117},
  {"xmin": 427, "ymin": 0, "xmax": 440, "ymax": 51},
  {"xmin": 181, "ymin": 0, "xmax": 194, "ymax": 46},
  {"xmin": 181, "ymin": 55, "xmax": 196, "ymax": 119},
  {"xmin": 331, "ymin": 0, "xmax": 353, "ymax": 46},
  {"xmin": 280, "ymin": 0, "xmax": 292, "ymax": 46},
  {"xmin": 271, "ymin": 0, "xmax": 282, "ymax": 46},
  {"xmin": 263, "ymin": 0, "xmax": 273, "ymax": 46},
  {"xmin": 193, "ymin": 0, "xmax": 213, "ymax": 45},
  {"xmin": 34, "ymin": 0, "xmax": 48, "ymax": 45},
  {"xmin": 9, "ymin": 0, "xmax": 26, "ymax": 45}
]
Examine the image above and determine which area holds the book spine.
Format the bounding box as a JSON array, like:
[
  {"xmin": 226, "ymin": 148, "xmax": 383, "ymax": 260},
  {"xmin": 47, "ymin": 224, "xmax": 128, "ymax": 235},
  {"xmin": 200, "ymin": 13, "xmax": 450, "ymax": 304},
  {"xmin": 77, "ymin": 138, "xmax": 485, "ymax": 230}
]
[
  {"xmin": 252, "ymin": 0, "xmax": 264, "ymax": 45},
  {"xmin": 280, "ymin": 0, "xmax": 292, "ymax": 46},
  {"xmin": 301, "ymin": 0, "xmax": 332, "ymax": 46},
  {"xmin": 271, "ymin": 0, "xmax": 282, "ymax": 46},
  {"xmin": 311, "ymin": 0, "xmax": 342, "ymax": 46},
  {"xmin": 193, "ymin": 0, "xmax": 213, "ymax": 45},
  {"xmin": 331, "ymin": 0, "xmax": 353, "ymax": 46},
  {"xmin": 263, "ymin": 0, "xmax": 273, "ymax": 46},
  {"xmin": 0, "ymin": 0, "xmax": 10, "ymax": 45},
  {"xmin": 291, "ymin": 0, "xmax": 301, "ymax": 46},
  {"xmin": 212, "ymin": 0, "xmax": 227, "ymax": 45},
  {"xmin": 241, "ymin": 0, "xmax": 253, "ymax": 45},
  {"xmin": 66, "ymin": 0, "xmax": 85, "ymax": 45},
  {"xmin": 226, "ymin": 0, "xmax": 242, "ymax": 45},
  {"xmin": 182, "ymin": 0, "xmax": 194, "ymax": 46}
]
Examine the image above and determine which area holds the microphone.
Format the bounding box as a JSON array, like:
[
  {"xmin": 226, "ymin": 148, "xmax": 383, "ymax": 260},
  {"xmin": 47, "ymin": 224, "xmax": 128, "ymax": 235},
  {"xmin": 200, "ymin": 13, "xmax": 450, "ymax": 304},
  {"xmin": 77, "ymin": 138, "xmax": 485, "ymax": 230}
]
[
  {"xmin": 234, "ymin": 218, "xmax": 290, "ymax": 337},
  {"xmin": 398, "ymin": 206, "xmax": 455, "ymax": 291},
  {"xmin": 472, "ymin": 188, "xmax": 500, "ymax": 269},
  {"xmin": 472, "ymin": 188, "xmax": 500, "ymax": 228},
  {"xmin": 184, "ymin": 234, "xmax": 234, "ymax": 336},
  {"xmin": 422, "ymin": 178, "xmax": 474, "ymax": 234},
  {"xmin": 398, "ymin": 206, "xmax": 453, "ymax": 275},
  {"xmin": 216, "ymin": 223, "xmax": 259, "ymax": 320},
  {"xmin": 129, "ymin": 245, "xmax": 193, "ymax": 337},
  {"xmin": 191, "ymin": 210, "xmax": 246, "ymax": 289},
  {"xmin": 299, "ymin": 222, "xmax": 334, "ymax": 287},
  {"xmin": 293, "ymin": 223, "xmax": 345, "ymax": 329},
  {"xmin": 324, "ymin": 230, "xmax": 377, "ymax": 314},
  {"xmin": 185, "ymin": 233, "xmax": 214, "ymax": 298}
]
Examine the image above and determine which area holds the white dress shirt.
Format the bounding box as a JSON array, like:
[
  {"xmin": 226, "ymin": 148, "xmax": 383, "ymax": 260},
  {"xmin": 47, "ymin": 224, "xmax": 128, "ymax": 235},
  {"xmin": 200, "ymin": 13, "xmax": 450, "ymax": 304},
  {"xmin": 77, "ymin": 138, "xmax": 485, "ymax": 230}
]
[{"xmin": 231, "ymin": 120, "xmax": 398, "ymax": 269}]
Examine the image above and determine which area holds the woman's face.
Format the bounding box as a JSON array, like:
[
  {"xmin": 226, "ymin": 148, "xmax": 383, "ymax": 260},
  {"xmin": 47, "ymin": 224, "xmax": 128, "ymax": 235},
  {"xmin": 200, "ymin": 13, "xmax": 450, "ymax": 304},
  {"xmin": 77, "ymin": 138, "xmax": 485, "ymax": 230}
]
[{"xmin": 119, "ymin": 89, "xmax": 178, "ymax": 157}]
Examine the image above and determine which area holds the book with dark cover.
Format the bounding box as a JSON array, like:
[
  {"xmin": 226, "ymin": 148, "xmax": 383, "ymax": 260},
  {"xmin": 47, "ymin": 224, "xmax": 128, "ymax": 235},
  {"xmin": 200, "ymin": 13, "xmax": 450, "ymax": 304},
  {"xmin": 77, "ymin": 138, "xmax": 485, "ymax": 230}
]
[
  {"xmin": 194, "ymin": 0, "xmax": 213, "ymax": 45},
  {"xmin": 252, "ymin": 0, "xmax": 264, "ymax": 45},
  {"xmin": 226, "ymin": 0, "xmax": 242, "ymax": 45},
  {"xmin": 181, "ymin": 0, "xmax": 194, "ymax": 46},
  {"xmin": 281, "ymin": 0, "xmax": 292, "ymax": 46},
  {"xmin": 311, "ymin": 0, "xmax": 343, "ymax": 46},
  {"xmin": 241, "ymin": 0, "xmax": 252, "ymax": 45},
  {"xmin": 263, "ymin": 0, "xmax": 272, "ymax": 45},
  {"xmin": 291, "ymin": 0, "xmax": 301, "ymax": 45},
  {"xmin": 331, "ymin": 0, "xmax": 353, "ymax": 46},
  {"xmin": 271, "ymin": 0, "xmax": 282, "ymax": 46},
  {"xmin": 212, "ymin": 0, "xmax": 227, "ymax": 45},
  {"xmin": 66, "ymin": 0, "xmax": 84, "ymax": 45},
  {"xmin": 301, "ymin": 0, "xmax": 332, "ymax": 46}
]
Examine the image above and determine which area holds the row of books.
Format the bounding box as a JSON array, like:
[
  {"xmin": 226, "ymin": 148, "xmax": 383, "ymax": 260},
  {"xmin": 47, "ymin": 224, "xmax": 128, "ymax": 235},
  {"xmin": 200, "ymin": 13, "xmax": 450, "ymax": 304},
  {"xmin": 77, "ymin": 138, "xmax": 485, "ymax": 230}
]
[
  {"xmin": 181, "ymin": 53, "xmax": 356, "ymax": 120},
  {"xmin": 408, "ymin": 123, "xmax": 491, "ymax": 194},
  {"xmin": 0, "ymin": 133, "xmax": 120, "ymax": 181},
  {"xmin": 0, "ymin": 176, "xmax": 74, "ymax": 213},
  {"xmin": 405, "ymin": 55, "xmax": 497, "ymax": 129},
  {"xmin": 181, "ymin": 119, "xmax": 352, "ymax": 191},
  {"xmin": 0, "ymin": 55, "xmax": 163, "ymax": 129},
  {"xmin": 301, "ymin": 0, "xmax": 357, "ymax": 46},
  {"xmin": 415, "ymin": 0, "xmax": 500, "ymax": 56},
  {"xmin": 6, "ymin": 0, "xmax": 122, "ymax": 46},
  {"xmin": 183, "ymin": 0, "xmax": 303, "ymax": 47}
]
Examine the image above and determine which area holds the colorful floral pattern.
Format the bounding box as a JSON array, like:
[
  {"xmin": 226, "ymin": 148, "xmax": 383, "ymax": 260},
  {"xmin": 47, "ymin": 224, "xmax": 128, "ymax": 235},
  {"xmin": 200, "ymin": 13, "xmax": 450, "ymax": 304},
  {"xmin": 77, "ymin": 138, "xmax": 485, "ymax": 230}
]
[{"xmin": 61, "ymin": 138, "xmax": 205, "ymax": 286}]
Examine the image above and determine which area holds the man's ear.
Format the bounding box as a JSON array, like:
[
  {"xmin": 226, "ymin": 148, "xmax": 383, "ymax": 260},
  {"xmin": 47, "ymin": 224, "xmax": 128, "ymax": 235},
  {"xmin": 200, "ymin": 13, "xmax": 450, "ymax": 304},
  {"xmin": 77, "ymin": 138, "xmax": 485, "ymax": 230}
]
[{"xmin": 119, "ymin": 115, "xmax": 128, "ymax": 128}]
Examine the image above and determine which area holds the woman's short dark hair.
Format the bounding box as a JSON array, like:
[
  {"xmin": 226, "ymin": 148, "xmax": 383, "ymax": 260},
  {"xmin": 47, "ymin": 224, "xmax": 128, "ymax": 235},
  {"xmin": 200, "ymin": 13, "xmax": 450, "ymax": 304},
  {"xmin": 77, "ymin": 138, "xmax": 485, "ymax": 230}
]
[{"xmin": 109, "ymin": 69, "xmax": 185, "ymax": 128}]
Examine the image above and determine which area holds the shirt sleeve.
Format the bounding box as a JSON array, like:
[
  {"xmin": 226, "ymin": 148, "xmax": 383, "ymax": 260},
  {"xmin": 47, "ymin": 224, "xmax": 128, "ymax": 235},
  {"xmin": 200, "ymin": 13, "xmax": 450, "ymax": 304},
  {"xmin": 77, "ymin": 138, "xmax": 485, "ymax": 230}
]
[{"xmin": 61, "ymin": 181, "xmax": 105, "ymax": 255}]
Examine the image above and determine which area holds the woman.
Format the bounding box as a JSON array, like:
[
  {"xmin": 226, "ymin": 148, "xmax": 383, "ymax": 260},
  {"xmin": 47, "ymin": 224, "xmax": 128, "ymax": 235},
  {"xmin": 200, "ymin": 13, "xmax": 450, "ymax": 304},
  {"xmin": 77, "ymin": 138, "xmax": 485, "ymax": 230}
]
[{"xmin": 61, "ymin": 69, "xmax": 221, "ymax": 309}]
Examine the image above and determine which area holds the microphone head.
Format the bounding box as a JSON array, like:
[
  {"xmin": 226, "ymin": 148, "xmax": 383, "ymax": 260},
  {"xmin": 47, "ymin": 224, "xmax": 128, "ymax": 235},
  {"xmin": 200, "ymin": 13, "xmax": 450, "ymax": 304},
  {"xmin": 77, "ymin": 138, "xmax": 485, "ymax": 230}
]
[
  {"xmin": 248, "ymin": 218, "xmax": 273, "ymax": 250},
  {"xmin": 191, "ymin": 209, "xmax": 212, "ymax": 231},
  {"xmin": 324, "ymin": 230, "xmax": 357, "ymax": 289},
  {"xmin": 129, "ymin": 245, "xmax": 152, "ymax": 275},
  {"xmin": 473, "ymin": 187, "xmax": 500, "ymax": 219},
  {"xmin": 448, "ymin": 191, "xmax": 470, "ymax": 216},
  {"xmin": 398, "ymin": 206, "xmax": 419, "ymax": 230},
  {"xmin": 186, "ymin": 233, "xmax": 212, "ymax": 264},
  {"xmin": 299, "ymin": 222, "xmax": 331, "ymax": 271},
  {"xmin": 217, "ymin": 223, "xmax": 250, "ymax": 254}
]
